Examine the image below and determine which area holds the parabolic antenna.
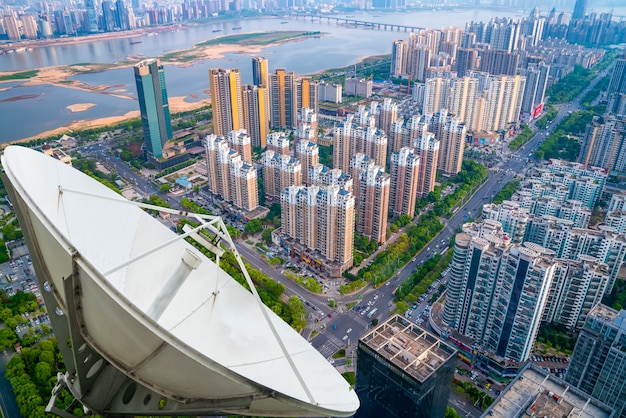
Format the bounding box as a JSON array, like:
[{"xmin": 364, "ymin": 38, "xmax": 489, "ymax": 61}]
[{"xmin": 1, "ymin": 146, "xmax": 359, "ymax": 417}]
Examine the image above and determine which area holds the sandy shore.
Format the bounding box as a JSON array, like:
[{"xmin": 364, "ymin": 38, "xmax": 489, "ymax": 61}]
[
  {"xmin": 67, "ymin": 103, "xmax": 97, "ymax": 112},
  {"xmin": 8, "ymin": 95, "xmax": 210, "ymax": 145}
]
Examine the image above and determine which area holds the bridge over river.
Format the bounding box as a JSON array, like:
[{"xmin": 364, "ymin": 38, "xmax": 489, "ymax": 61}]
[{"xmin": 289, "ymin": 13, "xmax": 425, "ymax": 32}]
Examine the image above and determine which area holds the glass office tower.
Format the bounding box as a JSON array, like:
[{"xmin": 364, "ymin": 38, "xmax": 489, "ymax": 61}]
[
  {"xmin": 355, "ymin": 315, "xmax": 457, "ymax": 418},
  {"xmin": 134, "ymin": 59, "xmax": 172, "ymax": 159}
]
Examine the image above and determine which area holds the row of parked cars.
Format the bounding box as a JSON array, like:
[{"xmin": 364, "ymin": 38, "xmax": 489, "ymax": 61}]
[{"xmin": 531, "ymin": 355, "xmax": 569, "ymax": 364}]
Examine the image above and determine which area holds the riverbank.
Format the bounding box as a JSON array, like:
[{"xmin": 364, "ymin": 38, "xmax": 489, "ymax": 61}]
[
  {"xmin": 6, "ymin": 94, "xmax": 212, "ymax": 146},
  {"xmin": 0, "ymin": 29, "xmax": 328, "ymax": 143}
]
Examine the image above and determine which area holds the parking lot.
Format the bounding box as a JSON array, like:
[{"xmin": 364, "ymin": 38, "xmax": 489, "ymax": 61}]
[{"xmin": 1, "ymin": 240, "xmax": 52, "ymax": 338}]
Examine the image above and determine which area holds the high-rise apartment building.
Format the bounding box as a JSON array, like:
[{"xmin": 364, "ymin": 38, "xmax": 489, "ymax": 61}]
[
  {"xmin": 388, "ymin": 115, "xmax": 429, "ymax": 155},
  {"xmin": 20, "ymin": 15, "xmax": 38, "ymax": 39},
  {"xmin": 423, "ymin": 77, "xmax": 451, "ymax": 116},
  {"xmin": 333, "ymin": 117, "xmax": 355, "ymax": 172},
  {"xmin": 350, "ymin": 153, "xmax": 391, "ymax": 243},
  {"xmin": 293, "ymin": 122, "xmax": 317, "ymax": 157},
  {"xmin": 449, "ymin": 76, "xmax": 480, "ymax": 130},
  {"xmin": 455, "ymin": 48, "xmax": 479, "ymax": 77},
  {"xmin": 565, "ymin": 304, "xmax": 626, "ymax": 418},
  {"xmin": 542, "ymin": 258, "xmax": 611, "ymax": 331},
  {"xmin": 297, "ymin": 108, "xmax": 318, "ymax": 132},
  {"xmin": 230, "ymin": 157, "xmax": 259, "ymax": 212},
  {"xmin": 251, "ymin": 56, "xmax": 268, "ymax": 87},
  {"xmin": 295, "ymin": 78, "xmax": 319, "ymax": 115},
  {"xmin": 296, "ymin": 140, "xmax": 319, "ymax": 185},
  {"xmin": 520, "ymin": 62, "xmax": 550, "ymax": 116},
  {"xmin": 226, "ymin": 129, "xmax": 252, "ymax": 163},
  {"xmin": 478, "ymin": 49, "xmax": 520, "ymax": 76},
  {"xmin": 318, "ymin": 82, "xmax": 342, "ymax": 103},
  {"xmin": 525, "ymin": 220, "xmax": 626, "ymax": 294},
  {"xmin": 262, "ymin": 150, "xmax": 302, "ymax": 200},
  {"xmin": 375, "ymin": 98, "xmax": 398, "ymax": 135},
  {"xmin": 580, "ymin": 115, "xmax": 626, "ymax": 177},
  {"xmin": 480, "ymin": 74, "xmax": 526, "ymax": 132},
  {"xmin": 390, "ymin": 40, "xmax": 407, "ymax": 78},
  {"xmin": 444, "ymin": 234, "xmax": 555, "ymax": 363},
  {"xmin": 134, "ymin": 59, "xmax": 172, "ymax": 159},
  {"xmin": 333, "ymin": 114, "xmax": 387, "ymax": 172},
  {"xmin": 266, "ymin": 132, "xmax": 290, "ymax": 155},
  {"xmin": 389, "ymin": 147, "xmax": 420, "ymax": 218},
  {"xmin": 269, "ymin": 68, "xmax": 296, "ymax": 129},
  {"xmin": 408, "ymin": 43, "xmax": 431, "ymax": 83},
  {"xmin": 354, "ymin": 315, "xmax": 457, "ymax": 418},
  {"xmin": 209, "ymin": 68, "xmax": 243, "ymax": 137},
  {"xmin": 241, "ymin": 84, "xmax": 269, "ymax": 149},
  {"xmin": 608, "ymin": 56, "xmax": 626, "ymax": 96},
  {"xmin": 485, "ymin": 363, "xmax": 615, "ymax": 418},
  {"xmin": 416, "ymin": 132, "xmax": 440, "ymax": 198},
  {"xmin": 465, "ymin": 18, "xmax": 520, "ymax": 52},
  {"xmin": 310, "ymin": 166, "xmax": 353, "ymax": 193},
  {"xmin": 345, "ymin": 78, "xmax": 373, "ymax": 98},
  {"xmin": 205, "ymin": 135, "xmax": 258, "ymax": 212},
  {"xmin": 431, "ymin": 112, "xmax": 466, "ymax": 176},
  {"xmin": 481, "ymin": 201, "xmax": 530, "ymax": 243},
  {"xmin": 205, "ymin": 135, "xmax": 230, "ymax": 199},
  {"xmin": 281, "ymin": 185, "xmax": 354, "ymax": 276},
  {"xmin": 354, "ymin": 163, "xmax": 389, "ymax": 244}
]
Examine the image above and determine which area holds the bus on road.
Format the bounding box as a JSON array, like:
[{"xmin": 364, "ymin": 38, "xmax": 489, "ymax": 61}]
[{"xmin": 367, "ymin": 308, "xmax": 378, "ymax": 318}]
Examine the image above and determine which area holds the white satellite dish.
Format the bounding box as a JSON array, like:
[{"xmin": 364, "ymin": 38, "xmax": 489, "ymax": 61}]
[{"xmin": 1, "ymin": 146, "xmax": 359, "ymax": 417}]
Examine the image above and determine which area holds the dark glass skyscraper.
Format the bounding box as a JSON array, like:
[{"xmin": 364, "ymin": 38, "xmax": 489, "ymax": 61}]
[
  {"xmin": 134, "ymin": 59, "xmax": 172, "ymax": 159},
  {"xmin": 84, "ymin": 0, "xmax": 99, "ymax": 32},
  {"xmin": 565, "ymin": 304, "xmax": 626, "ymax": 418},
  {"xmin": 572, "ymin": 0, "xmax": 587, "ymax": 20},
  {"xmin": 354, "ymin": 315, "xmax": 457, "ymax": 418}
]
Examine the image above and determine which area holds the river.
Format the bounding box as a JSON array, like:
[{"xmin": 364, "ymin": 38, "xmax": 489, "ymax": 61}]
[{"xmin": 0, "ymin": 6, "xmax": 617, "ymax": 143}]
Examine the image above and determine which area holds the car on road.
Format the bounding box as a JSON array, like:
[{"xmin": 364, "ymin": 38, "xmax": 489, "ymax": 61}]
[
  {"xmin": 342, "ymin": 335, "xmax": 348, "ymax": 341},
  {"xmin": 346, "ymin": 328, "xmax": 352, "ymax": 334}
]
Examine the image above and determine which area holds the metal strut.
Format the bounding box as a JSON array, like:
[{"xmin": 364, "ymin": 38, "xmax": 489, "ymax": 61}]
[{"xmin": 56, "ymin": 186, "xmax": 319, "ymax": 407}]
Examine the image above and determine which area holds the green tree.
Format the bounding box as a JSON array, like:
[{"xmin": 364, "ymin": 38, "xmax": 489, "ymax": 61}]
[
  {"xmin": 244, "ymin": 218, "xmax": 263, "ymax": 235},
  {"xmin": 39, "ymin": 350, "xmax": 54, "ymax": 366},
  {"xmin": 34, "ymin": 361, "xmax": 52, "ymax": 386},
  {"xmin": 446, "ymin": 406, "xmax": 460, "ymax": 417},
  {"xmin": 0, "ymin": 327, "xmax": 18, "ymax": 350},
  {"xmin": 261, "ymin": 227, "xmax": 274, "ymax": 245},
  {"xmin": 21, "ymin": 333, "xmax": 36, "ymax": 347},
  {"xmin": 287, "ymin": 296, "xmax": 306, "ymax": 330},
  {"xmin": 0, "ymin": 306, "xmax": 14, "ymax": 323}
]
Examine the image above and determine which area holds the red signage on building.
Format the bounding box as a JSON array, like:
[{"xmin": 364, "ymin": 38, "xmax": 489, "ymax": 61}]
[{"xmin": 532, "ymin": 103, "xmax": 544, "ymax": 119}]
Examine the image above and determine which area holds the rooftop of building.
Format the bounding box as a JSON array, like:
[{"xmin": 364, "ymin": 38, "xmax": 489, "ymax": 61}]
[
  {"xmin": 588, "ymin": 304, "xmax": 626, "ymax": 330},
  {"xmin": 359, "ymin": 314, "xmax": 456, "ymax": 383},
  {"xmin": 482, "ymin": 363, "xmax": 615, "ymax": 418}
]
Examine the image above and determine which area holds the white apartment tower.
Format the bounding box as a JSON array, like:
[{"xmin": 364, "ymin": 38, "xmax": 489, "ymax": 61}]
[
  {"xmin": 444, "ymin": 234, "xmax": 556, "ymax": 363},
  {"xmin": 266, "ymin": 132, "xmax": 290, "ymax": 155},
  {"xmin": 296, "ymin": 140, "xmax": 319, "ymax": 185},
  {"xmin": 226, "ymin": 129, "xmax": 252, "ymax": 164}
]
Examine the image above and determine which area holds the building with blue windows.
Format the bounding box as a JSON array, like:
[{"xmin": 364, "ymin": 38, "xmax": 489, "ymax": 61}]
[{"xmin": 134, "ymin": 59, "xmax": 172, "ymax": 159}]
